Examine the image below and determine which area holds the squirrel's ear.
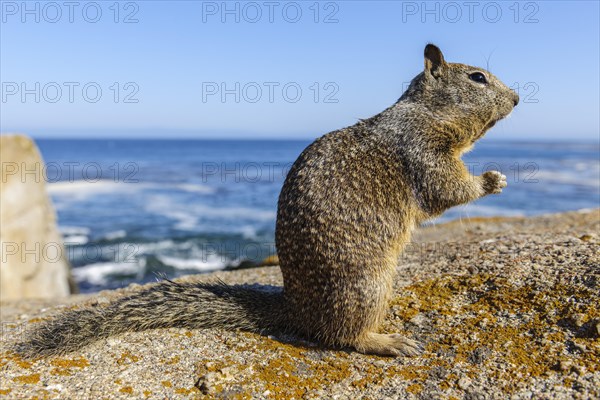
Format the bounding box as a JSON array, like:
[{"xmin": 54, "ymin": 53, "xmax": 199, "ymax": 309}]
[{"xmin": 424, "ymin": 44, "xmax": 447, "ymax": 78}]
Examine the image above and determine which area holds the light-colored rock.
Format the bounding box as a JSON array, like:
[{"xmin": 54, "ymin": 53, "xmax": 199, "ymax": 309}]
[
  {"xmin": 0, "ymin": 134, "xmax": 74, "ymax": 300},
  {"xmin": 0, "ymin": 209, "xmax": 598, "ymax": 399}
]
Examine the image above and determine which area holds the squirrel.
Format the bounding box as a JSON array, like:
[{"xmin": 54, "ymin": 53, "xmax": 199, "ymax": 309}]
[{"xmin": 14, "ymin": 44, "xmax": 518, "ymax": 358}]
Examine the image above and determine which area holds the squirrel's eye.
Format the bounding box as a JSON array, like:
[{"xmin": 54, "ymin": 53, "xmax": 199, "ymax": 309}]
[{"xmin": 469, "ymin": 72, "xmax": 488, "ymax": 84}]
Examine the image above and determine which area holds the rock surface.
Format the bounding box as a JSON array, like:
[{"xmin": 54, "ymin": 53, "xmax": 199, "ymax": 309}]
[
  {"xmin": 0, "ymin": 134, "xmax": 74, "ymax": 300},
  {"xmin": 1, "ymin": 209, "xmax": 599, "ymax": 399}
]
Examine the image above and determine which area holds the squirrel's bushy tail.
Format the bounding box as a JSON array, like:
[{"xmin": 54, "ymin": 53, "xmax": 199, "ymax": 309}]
[{"xmin": 14, "ymin": 280, "xmax": 287, "ymax": 358}]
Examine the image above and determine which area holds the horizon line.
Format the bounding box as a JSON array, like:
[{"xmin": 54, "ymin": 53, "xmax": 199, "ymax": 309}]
[{"xmin": 11, "ymin": 137, "xmax": 600, "ymax": 144}]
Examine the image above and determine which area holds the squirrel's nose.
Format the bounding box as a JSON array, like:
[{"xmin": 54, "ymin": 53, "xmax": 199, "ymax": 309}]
[{"xmin": 513, "ymin": 93, "xmax": 520, "ymax": 107}]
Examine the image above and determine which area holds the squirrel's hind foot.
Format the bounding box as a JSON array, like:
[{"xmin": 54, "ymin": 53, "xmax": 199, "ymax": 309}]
[{"xmin": 353, "ymin": 332, "xmax": 423, "ymax": 357}]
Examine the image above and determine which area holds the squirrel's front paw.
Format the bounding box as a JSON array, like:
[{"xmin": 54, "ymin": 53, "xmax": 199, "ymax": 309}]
[{"xmin": 482, "ymin": 171, "xmax": 507, "ymax": 194}]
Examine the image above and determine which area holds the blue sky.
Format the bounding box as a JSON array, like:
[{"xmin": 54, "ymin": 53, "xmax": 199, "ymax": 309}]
[{"xmin": 1, "ymin": 0, "xmax": 599, "ymax": 140}]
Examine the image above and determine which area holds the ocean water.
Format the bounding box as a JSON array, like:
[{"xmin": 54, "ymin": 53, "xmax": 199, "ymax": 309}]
[{"xmin": 35, "ymin": 139, "xmax": 599, "ymax": 292}]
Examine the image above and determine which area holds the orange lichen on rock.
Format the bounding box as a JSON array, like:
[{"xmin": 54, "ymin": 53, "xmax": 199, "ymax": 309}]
[
  {"xmin": 119, "ymin": 386, "xmax": 134, "ymax": 394},
  {"xmin": 116, "ymin": 351, "xmax": 141, "ymax": 365},
  {"xmin": 391, "ymin": 273, "xmax": 600, "ymax": 392},
  {"xmin": 12, "ymin": 373, "xmax": 40, "ymax": 384},
  {"xmin": 50, "ymin": 357, "xmax": 90, "ymax": 369}
]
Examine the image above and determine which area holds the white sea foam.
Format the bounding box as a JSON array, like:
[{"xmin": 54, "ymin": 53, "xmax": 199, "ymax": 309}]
[
  {"xmin": 97, "ymin": 242, "xmax": 162, "ymax": 263},
  {"xmin": 134, "ymin": 240, "xmax": 176, "ymax": 254},
  {"xmin": 157, "ymin": 255, "xmax": 226, "ymax": 271},
  {"xmin": 60, "ymin": 226, "xmax": 91, "ymax": 236},
  {"xmin": 574, "ymin": 162, "xmax": 594, "ymax": 172},
  {"xmin": 239, "ymin": 225, "xmax": 258, "ymax": 239},
  {"xmin": 72, "ymin": 261, "xmax": 141, "ymax": 286},
  {"xmin": 174, "ymin": 183, "xmax": 215, "ymax": 194},
  {"xmin": 47, "ymin": 180, "xmax": 144, "ymax": 207},
  {"xmin": 171, "ymin": 212, "xmax": 200, "ymax": 231},
  {"xmin": 49, "ymin": 180, "xmax": 214, "ymax": 201},
  {"xmin": 144, "ymin": 194, "xmax": 275, "ymax": 231},
  {"xmin": 48, "ymin": 180, "xmax": 128, "ymax": 195},
  {"xmin": 102, "ymin": 230, "xmax": 127, "ymax": 241},
  {"xmin": 534, "ymin": 170, "xmax": 600, "ymax": 188},
  {"xmin": 63, "ymin": 235, "xmax": 89, "ymax": 245}
]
